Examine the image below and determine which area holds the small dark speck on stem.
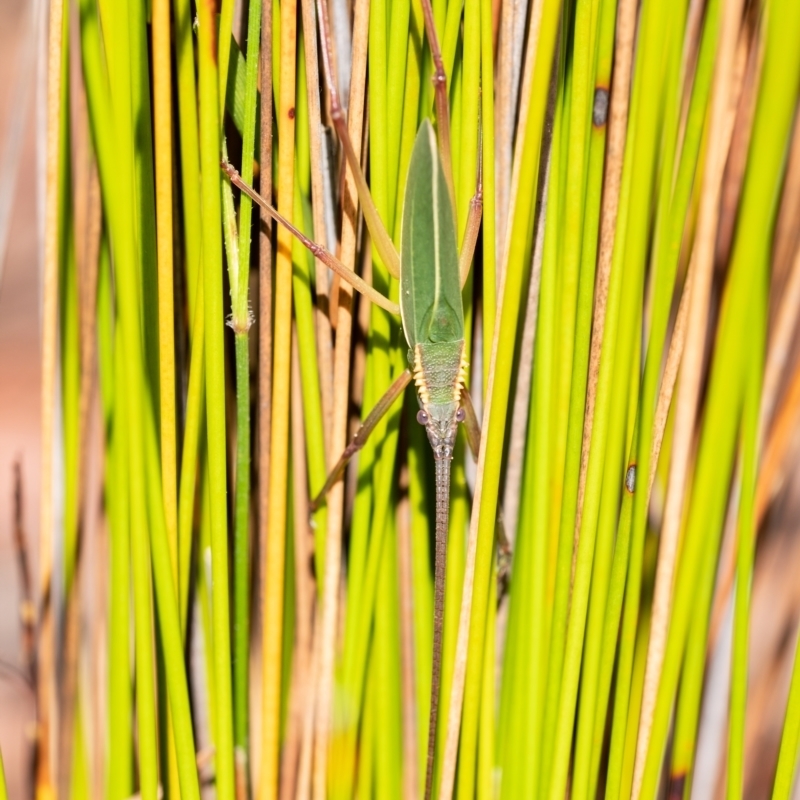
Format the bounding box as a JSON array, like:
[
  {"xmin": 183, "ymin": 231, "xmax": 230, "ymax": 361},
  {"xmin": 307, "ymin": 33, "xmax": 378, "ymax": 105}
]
[
  {"xmin": 288, "ymin": 107, "xmax": 296, "ymax": 120},
  {"xmin": 593, "ymin": 86, "xmax": 609, "ymax": 128},
  {"xmin": 667, "ymin": 773, "xmax": 686, "ymax": 800},
  {"xmin": 625, "ymin": 463, "xmax": 637, "ymax": 494}
]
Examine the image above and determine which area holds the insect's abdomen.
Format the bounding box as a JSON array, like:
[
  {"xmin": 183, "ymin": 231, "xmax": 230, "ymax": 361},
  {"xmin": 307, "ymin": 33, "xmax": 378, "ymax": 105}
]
[{"xmin": 413, "ymin": 341, "xmax": 468, "ymax": 407}]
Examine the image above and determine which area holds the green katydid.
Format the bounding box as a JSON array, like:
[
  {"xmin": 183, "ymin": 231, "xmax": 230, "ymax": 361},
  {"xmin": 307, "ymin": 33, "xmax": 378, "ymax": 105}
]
[{"xmin": 222, "ymin": 2, "xmax": 495, "ymax": 796}]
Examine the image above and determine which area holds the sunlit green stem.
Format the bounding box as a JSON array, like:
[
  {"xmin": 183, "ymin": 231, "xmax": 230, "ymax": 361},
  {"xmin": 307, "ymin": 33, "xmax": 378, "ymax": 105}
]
[
  {"xmin": 232, "ymin": 330, "xmax": 251, "ymax": 758},
  {"xmin": 727, "ymin": 280, "xmax": 766, "ymax": 796},
  {"xmin": 196, "ymin": 0, "xmax": 235, "ymax": 795}
]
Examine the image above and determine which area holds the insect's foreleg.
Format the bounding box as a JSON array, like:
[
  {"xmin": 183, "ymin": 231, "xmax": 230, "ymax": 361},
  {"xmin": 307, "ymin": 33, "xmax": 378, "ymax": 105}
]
[
  {"xmin": 222, "ymin": 163, "xmax": 401, "ymax": 317},
  {"xmin": 310, "ymin": 369, "xmax": 413, "ymax": 512},
  {"xmin": 458, "ymin": 132, "xmax": 484, "ymax": 288},
  {"xmin": 314, "ymin": 0, "xmax": 401, "ymax": 280}
]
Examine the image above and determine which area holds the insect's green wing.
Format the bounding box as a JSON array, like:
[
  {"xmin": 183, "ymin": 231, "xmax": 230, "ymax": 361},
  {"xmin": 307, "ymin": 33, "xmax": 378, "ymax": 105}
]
[{"xmin": 400, "ymin": 120, "xmax": 464, "ymax": 351}]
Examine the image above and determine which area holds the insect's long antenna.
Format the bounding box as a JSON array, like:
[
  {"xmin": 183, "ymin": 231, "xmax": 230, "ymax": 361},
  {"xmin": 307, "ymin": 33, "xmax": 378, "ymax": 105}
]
[
  {"xmin": 314, "ymin": 0, "xmax": 401, "ymax": 279},
  {"xmin": 419, "ymin": 0, "xmax": 455, "ymax": 215},
  {"xmin": 222, "ymin": 162, "xmax": 401, "ymax": 316}
]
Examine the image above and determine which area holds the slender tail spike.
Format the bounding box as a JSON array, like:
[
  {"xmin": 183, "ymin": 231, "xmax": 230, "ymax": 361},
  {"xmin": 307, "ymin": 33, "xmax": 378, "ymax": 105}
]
[{"xmin": 425, "ymin": 455, "xmax": 452, "ymax": 800}]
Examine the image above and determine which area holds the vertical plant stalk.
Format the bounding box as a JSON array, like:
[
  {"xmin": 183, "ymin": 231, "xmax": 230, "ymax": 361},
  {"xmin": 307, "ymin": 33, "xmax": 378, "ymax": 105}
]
[
  {"xmin": 151, "ymin": 11, "xmax": 184, "ymax": 795},
  {"xmin": 497, "ymin": 0, "xmax": 551, "ymax": 549},
  {"xmin": 229, "ymin": 0, "xmax": 262, "ymax": 789},
  {"xmin": 480, "ymin": 0, "xmax": 497, "ymax": 388},
  {"xmin": 196, "ymin": 0, "xmax": 235, "ymax": 797},
  {"xmin": 153, "ymin": 0, "xmax": 178, "ymax": 591},
  {"xmin": 638, "ymin": 0, "xmax": 800, "ymax": 790},
  {"xmin": 232, "ymin": 331, "xmax": 251, "ymax": 797},
  {"xmin": 312, "ymin": 0, "xmax": 371, "ymax": 796},
  {"xmin": 170, "ymin": 0, "xmax": 205, "ymax": 642},
  {"xmin": 279, "ymin": 331, "xmax": 317, "ymax": 800},
  {"xmin": 56, "ymin": 7, "xmax": 83, "ymax": 792},
  {"xmin": 105, "ymin": 0, "xmax": 160, "ymax": 793},
  {"xmin": 494, "ymin": 0, "xmax": 533, "ymax": 267},
  {"xmin": 714, "ymin": 22, "xmax": 762, "ymax": 271},
  {"xmin": 575, "ymin": 0, "xmax": 636, "ymax": 537},
  {"xmin": 630, "ymin": 0, "xmax": 744, "ymax": 791},
  {"xmin": 312, "ymin": 0, "xmax": 370, "ymax": 795},
  {"xmin": 177, "ymin": 300, "xmax": 206, "ymax": 630},
  {"xmin": 60, "ymin": 102, "xmax": 103, "ymax": 800},
  {"xmin": 300, "ymin": 0, "xmax": 334, "ymax": 449},
  {"xmin": 76, "ymin": 166, "xmax": 103, "ymax": 800},
  {"xmin": 727, "ymin": 269, "xmax": 765, "ymax": 798},
  {"xmin": 709, "ymin": 239, "xmax": 800, "ymax": 647},
  {"xmin": 172, "ymin": 0, "xmax": 203, "ymax": 322},
  {"xmin": 257, "ymin": 0, "xmax": 274, "ymax": 726},
  {"xmin": 439, "ymin": 0, "xmax": 563, "ymax": 795},
  {"xmin": 38, "ymin": 0, "xmax": 65, "ymax": 795},
  {"xmin": 601, "ymin": 0, "xmax": 726, "ymax": 787},
  {"xmin": 261, "ymin": 0, "xmax": 297, "ymax": 792},
  {"xmin": 771, "ymin": 116, "xmax": 800, "ymax": 291},
  {"xmin": 397, "ymin": 478, "xmax": 419, "ymax": 800},
  {"xmin": 538, "ymin": 0, "xmax": 606, "ymax": 787}
]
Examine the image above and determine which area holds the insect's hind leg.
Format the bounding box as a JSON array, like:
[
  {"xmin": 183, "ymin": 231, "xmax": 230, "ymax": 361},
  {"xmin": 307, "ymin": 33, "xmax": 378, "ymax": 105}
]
[
  {"xmin": 222, "ymin": 163, "xmax": 401, "ymax": 317},
  {"xmin": 310, "ymin": 368, "xmax": 413, "ymax": 512}
]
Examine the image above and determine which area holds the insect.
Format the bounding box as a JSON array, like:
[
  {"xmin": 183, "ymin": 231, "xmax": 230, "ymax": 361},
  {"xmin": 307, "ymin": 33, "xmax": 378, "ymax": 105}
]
[{"xmin": 222, "ymin": 4, "xmax": 490, "ymax": 796}]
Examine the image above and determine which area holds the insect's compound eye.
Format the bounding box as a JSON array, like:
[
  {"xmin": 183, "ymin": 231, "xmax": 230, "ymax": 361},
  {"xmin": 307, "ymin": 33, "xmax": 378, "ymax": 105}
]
[
  {"xmin": 455, "ymin": 407, "xmax": 466, "ymax": 423},
  {"xmin": 416, "ymin": 410, "xmax": 429, "ymax": 426}
]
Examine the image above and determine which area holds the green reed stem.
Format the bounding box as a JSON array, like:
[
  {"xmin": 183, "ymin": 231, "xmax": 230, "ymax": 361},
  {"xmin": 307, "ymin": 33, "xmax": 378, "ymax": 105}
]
[
  {"xmin": 499, "ymin": 68, "xmax": 564, "ymax": 800},
  {"xmin": 335, "ymin": 1, "xmax": 406, "ymax": 791},
  {"xmin": 106, "ymin": 324, "xmax": 133, "ymax": 800},
  {"xmin": 727, "ymin": 312, "xmax": 764, "ymax": 797},
  {"xmin": 228, "ymin": 0, "xmax": 262, "ymax": 768},
  {"xmin": 450, "ymin": 0, "xmax": 562, "ymax": 796},
  {"xmin": 144, "ymin": 406, "xmax": 202, "ymax": 800},
  {"xmin": 171, "ymin": 0, "xmax": 203, "ymax": 321},
  {"xmin": 197, "ymin": 0, "xmax": 236, "ymax": 795},
  {"xmin": 479, "ymin": 0, "xmax": 496, "ymax": 384},
  {"xmin": 261, "ymin": 0, "xmax": 297, "ymax": 788},
  {"xmin": 539, "ymin": 0, "xmax": 603, "ymax": 785},
  {"xmin": 291, "ymin": 48, "xmax": 328, "ymax": 594},
  {"xmin": 177, "ymin": 294, "xmax": 205, "ymax": 630},
  {"xmin": 95, "ymin": 4, "xmax": 159, "ymax": 797},
  {"xmin": 153, "ymin": 0, "xmax": 177, "ymax": 546},
  {"xmin": 639, "ymin": 0, "xmax": 800, "ymax": 788},
  {"xmin": 568, "ymin": 7, "xmax": 624, "ymax": 795},
  {"xmin": 603, "ymin": 0, "xmax": 719, "ymax": 790}
]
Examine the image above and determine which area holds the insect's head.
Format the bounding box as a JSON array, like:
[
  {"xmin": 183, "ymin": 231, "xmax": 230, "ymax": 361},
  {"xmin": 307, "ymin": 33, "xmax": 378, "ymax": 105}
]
[{"xmin": 416, "ymin": 402, "xmax": 464, "ymax": 461}]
